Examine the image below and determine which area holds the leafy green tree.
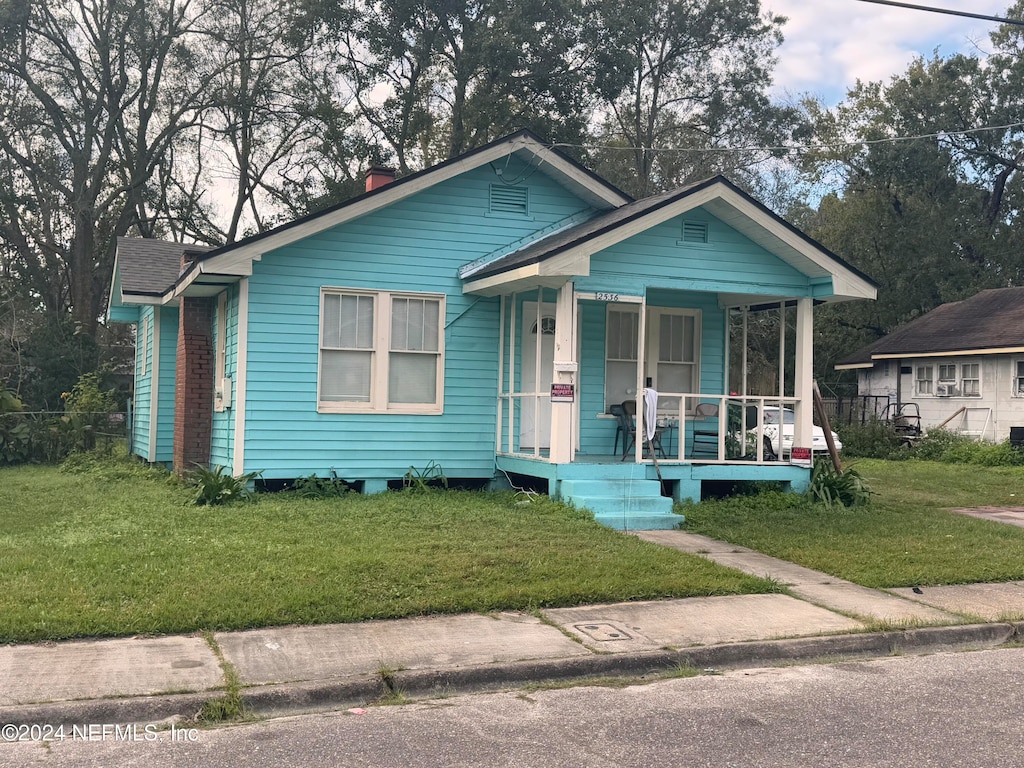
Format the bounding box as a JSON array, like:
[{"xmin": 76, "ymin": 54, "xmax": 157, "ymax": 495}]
[
  {"xmin": 0, "ymin": 0, "xmax": 214, "ymax": 336},
  {"xmin": 338, "ymin": 0, "xmax": 591, "ymax": 170},
  {"xmin": 582, "ymin": 0, "xmax": 799, "ymax": 197},
  {"xmin": 796, "ymin": 7, "xmax": 1024, "ymax": 382}
]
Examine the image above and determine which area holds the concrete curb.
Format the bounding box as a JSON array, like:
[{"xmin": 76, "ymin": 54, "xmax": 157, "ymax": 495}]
[
  {"xmin": 0, "ymin": 691, "xmax": 212, "ymax": 729},
  {"xmin": 3, "ymin": 622, "xmax": 1019, "ymax": 726},
  {"xmin": 242, "ymin": 621, "xmax": 1021, "ymax": 719}
]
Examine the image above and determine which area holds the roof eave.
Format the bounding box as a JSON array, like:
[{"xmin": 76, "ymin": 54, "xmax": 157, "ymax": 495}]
[
  {"xmin": 465, "ymin": 178, "xmax": 878, "ymax": 301},
  {"xmin": 197, "ymin": 132, "xmax": 632, "ymax": 276}
]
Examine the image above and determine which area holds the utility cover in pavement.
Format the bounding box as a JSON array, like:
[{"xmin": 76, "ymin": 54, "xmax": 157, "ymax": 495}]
[{"xmin": 574, "ymin": 624, "xmax": 633, "ymax": 641}]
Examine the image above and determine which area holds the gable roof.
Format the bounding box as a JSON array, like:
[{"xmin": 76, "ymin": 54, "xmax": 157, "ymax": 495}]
[
  {"xmin": 836, "ymin": 287, "xmax": 1024, "ymax": 369},
  {"xmin": 461, "ymin": 175, "xmax": 877, "ymax": 302},
  {"xmin": 176, "ymin": 130, "xmax": 631, "ymax": 290},
  {"xmin": 109, "ymin": 238, "xmax": 213, "ymax": 309}
]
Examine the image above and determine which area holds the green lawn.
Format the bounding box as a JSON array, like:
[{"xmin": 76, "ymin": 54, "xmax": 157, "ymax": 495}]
[
  {"xmin": 0, "ymin": 463, "xmax": 773, "ymax": 643},
  {"xmin": 684, "ymin": 459, "xmax": 1024, "ymax": 589}
]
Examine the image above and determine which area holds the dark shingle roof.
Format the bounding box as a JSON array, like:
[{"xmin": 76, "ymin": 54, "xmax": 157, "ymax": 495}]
[
  {"xmin": 116, "ymin": 238, "xmax": 213, "ymax": 296},
  {"xmin": 837, "ymin": 287, "xmax": 1024, "ymax": 366}
]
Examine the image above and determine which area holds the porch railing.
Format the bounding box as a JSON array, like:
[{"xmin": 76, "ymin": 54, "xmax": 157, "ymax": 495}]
[
  {"xmin": 497, "ymin": 390, "xmax": 550, "ymax": 460},
  {"xmin": 636, "ymin": 393, "xmax": 800, "ymax": 464}
]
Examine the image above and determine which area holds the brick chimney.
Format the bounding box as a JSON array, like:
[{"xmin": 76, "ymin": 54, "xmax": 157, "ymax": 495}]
[
  {"xmin": 365, "ymin": 166, "xmax": 396, "ymax": 193},
  {"xmin": 173, "ymin": 296, "xmax": 214, "ymax": 475}
]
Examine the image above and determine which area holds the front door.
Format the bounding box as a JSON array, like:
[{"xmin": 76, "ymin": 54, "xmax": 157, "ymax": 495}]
[{"xmin": 519, "ymin": 302, "xmax": 556, "ymax": 450}]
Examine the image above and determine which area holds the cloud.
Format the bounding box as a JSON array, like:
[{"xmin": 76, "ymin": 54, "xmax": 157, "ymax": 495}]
[{"xmin": 764, "ymin": 0, "xmax": 1008, "ymax": 103}]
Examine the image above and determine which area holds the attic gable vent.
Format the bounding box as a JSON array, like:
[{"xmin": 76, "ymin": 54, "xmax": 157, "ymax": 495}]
[
  {"xmin": 682, "ymin": 220, "xmax": 709, "ymax": 244},
  {"xmin": 489, "ymin": 184, "xmax": 529, "ymax": 216}
]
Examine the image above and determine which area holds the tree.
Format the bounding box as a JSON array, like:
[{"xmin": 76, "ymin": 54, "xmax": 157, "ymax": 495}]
[
  {"xmin": 796, "ymin": 11, "xmax": 1024, "ymax": 383},
  {"xmin": 0, "ymin": 0, "xmax": 214, "ymax": 335},
  {"xmin": 582, "ymin": 0, "xmax": 798, "ymax": 197},
  {"xmin": 338, "ymin": 0, "xmax": 591, "ymax": 171}
]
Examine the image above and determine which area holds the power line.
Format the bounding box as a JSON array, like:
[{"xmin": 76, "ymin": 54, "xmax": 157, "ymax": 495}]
[
  {"xmin": 853, "ymin": 0, "xmax": 1024, "ymax": 27},
  {"xmin": 550, "ymin": 121, "xmax": 1024, "ymax": 156}
]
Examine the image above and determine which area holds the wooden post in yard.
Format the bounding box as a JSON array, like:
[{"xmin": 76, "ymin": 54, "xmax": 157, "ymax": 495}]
[{"xmin": 813, "ymin": 380, "xmax": 842, "ymax": 473}]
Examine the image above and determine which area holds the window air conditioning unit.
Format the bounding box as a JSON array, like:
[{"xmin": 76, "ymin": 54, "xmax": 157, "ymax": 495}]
[{"xmin": 936, "ymin": 383, "xmax": 956, "ymax": 397}]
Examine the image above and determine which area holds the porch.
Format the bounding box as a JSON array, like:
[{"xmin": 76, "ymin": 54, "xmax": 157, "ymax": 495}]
[
  {"xmin": 487, "ymin": 285, "xmax": 818, "ymax": 529},
  {"xmin": 458, "ymin": 176, "xmax": 877, "ymax": 529}
]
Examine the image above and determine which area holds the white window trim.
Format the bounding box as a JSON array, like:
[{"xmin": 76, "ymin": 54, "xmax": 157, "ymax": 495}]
[
  {"xmin": 140, "ymin": 314, "xmax": 149, "ymax": 377},
  {"xmin": 214, "ymin": 292, "xmax": 228, "ymax": 413},
  {"xmin": 647, "ymin": 307, "xmax": 701, "ymax": 413},
  {"xmin": 915, "ymin": 365, "xmax": 933, "ymax": 396},
  {"xmin": 318, "ymin": 288, "xmax": 445, "ymax": 414},
  {"xmin": 604, "ymin": 305, "xmax": 640, "ymax": 409},
  {"xmin": 1014, "ymin": 359, "xmax": 1024, "ymax": 397},
  {"xmin": 960, "ymin": 362, "xmax": 981, "ymax": 397}
]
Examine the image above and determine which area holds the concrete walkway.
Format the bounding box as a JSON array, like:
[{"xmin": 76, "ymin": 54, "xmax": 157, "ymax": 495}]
[{"xmin": 3, "ymin": 530, "xmax": 1024, "ymax": 728}]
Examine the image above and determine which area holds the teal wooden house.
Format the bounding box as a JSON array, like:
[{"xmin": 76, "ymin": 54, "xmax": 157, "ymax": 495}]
[{"xmin": 108, "ymin": 131, "xmax": 876, "ymax": 529}]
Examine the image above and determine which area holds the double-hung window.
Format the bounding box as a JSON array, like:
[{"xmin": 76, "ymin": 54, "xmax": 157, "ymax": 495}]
[
  {"xmin": 605, "ymin": 308, "xmax": 639, "ymax": 409},
  {"xmin": 1015, "ymin": 361, "xmax": 1024, "ymax": 396},
  {"xmin": 319, "ymin": 289, "xmax": 444, "ymax": 413},
  {"xmin": 960, "ymin": 363, "xmax": 980, "ymax": 397},
  {"xmin": 915, "ymin": 365, "xmax": 933, "ymax": 395}
]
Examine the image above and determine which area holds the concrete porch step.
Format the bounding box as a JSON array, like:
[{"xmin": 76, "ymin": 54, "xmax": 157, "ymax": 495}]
[
  {"xmin": 592, "ymin": 509, "xmax": 681, "ymax": 531},
  {"xmin": 560, "ymin": 478, "xmax": 664, "ymax": 498},
  {"xmin": 560, "ymin": 478, "xmax": 681, "ymax": 531}
]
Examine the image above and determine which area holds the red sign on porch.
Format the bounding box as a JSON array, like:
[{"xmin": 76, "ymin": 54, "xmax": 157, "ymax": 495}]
[
  {"xmin": 550, "ymin": 383, "xmax": 575, "ymax": 403},
  {"xmin": 790, "ymin": 446, "xmax": 812, "ymax": 468}
]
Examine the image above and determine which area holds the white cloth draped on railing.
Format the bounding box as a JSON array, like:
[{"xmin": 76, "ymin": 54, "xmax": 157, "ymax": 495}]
[{"xmin": 643, "ymin": 388, "xmax": 658, "ymax": 442}]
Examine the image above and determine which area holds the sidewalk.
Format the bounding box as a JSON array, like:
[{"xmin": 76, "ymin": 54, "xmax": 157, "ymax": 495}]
[{"xmin": 3, "ymin": 529, "xmax": 1024, "ymax": 727}]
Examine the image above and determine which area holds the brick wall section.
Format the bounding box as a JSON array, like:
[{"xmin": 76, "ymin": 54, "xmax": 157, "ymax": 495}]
[{"xmin": 174, "ymin": 296, "xmax": 214, "ymax": 475}]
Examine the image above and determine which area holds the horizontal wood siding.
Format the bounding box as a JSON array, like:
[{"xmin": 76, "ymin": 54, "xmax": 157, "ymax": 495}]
[
  {"xmin": 154, "ymin": 306, "xmax": 178, "ymax": 463},
  {"xmin": 577, "ymin": 301, "xmax": 613, "ymax": 454},
  {"xmin": 243, "ymin": 160, "xmax": 592, "ymax": 479},
  {"xmin": 210, "ymin": 288, "xmax": 238, "ymax": 469},
  {"xmin": 577, "ymin": 208, "xmax": 811, "ymax": 299},
  {"xmin": 132, "ymin": 306, "xmax": 154, "ymax": 461}
]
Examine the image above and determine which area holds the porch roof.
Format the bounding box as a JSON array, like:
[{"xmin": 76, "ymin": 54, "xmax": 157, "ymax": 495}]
[{"xmin": 461, "ymin": 176, "xmax": 877, "ymax": 302}]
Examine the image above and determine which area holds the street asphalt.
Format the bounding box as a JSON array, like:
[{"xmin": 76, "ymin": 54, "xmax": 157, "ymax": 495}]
[{"xmin": 2, "ymin": 529, "xmax": 1024, "ymax": 729}]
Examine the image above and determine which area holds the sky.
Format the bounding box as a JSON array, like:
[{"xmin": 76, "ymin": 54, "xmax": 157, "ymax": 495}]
[{"xmin": 763, "ymin": 0, "xmax": 1013, "ymax": 105}]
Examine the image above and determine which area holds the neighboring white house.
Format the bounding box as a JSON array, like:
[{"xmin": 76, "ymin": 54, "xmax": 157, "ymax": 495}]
[{"xmin": 836, "ymin": 287, "xmax": 1024, "ymax": 443}]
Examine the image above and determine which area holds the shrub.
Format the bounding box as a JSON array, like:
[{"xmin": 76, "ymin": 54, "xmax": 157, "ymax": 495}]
[
  {"xmin": 292, "ymin": 471, "xmax": 350, "ymax": 498},
  {"xmin": 835, "ymin": 420, "xmax": 904, "ymax": 459},
  {"xmin": 0, "ymin": 415, "xmax": 31, "ymax": 465},
  {"xmin": 189, "ymin": 465, "xmax": 262, "ymax": 506},
  {"xmin": 61, "ymin": 372, "xmax": 121, "ymax": 454},
  {"xmin": 0, "ymin": 389, "xmax": 30, "ymax": 466},
  {"xmin": 60, "ymin": 449, "xmax": 171, "ymax": 483},
  {"xmin": 911, "ymin": 429, "xmax": 1024, "ymax": 466},
  {"xmin": 805, "ymin": 458, "xmax": 872, "ymax": 508},
  {"xmin": 403, "ymin": 461, "xmax": 448, "ymax": 492}
]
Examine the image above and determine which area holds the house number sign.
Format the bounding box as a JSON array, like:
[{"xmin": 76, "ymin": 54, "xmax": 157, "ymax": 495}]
[{"xmin": 596, "ymin": 292, "xmax": 621, "ymax": 302}]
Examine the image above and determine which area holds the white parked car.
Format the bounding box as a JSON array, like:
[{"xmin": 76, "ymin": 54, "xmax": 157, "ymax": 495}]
[{"xmin": 752, "ymin": 407, "xmax": 842, "ymax": 459}]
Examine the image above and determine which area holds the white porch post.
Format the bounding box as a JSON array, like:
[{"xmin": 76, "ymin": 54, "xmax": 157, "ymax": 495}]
[
  {"xmin": 549, "ymin": 281, "xmax": 577, "ymax": 463},
  {"xmin": 794, "ymin": 296, "xmax": 814, "ymax": 450}
]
